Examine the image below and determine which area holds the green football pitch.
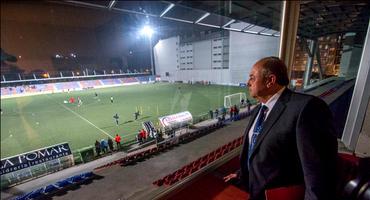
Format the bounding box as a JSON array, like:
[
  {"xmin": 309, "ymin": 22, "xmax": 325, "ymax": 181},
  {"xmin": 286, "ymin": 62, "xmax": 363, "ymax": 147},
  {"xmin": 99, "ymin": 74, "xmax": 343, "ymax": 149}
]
[{"xmin": 1, "ymin": 83, "xmax": 249, "ymax": 159}]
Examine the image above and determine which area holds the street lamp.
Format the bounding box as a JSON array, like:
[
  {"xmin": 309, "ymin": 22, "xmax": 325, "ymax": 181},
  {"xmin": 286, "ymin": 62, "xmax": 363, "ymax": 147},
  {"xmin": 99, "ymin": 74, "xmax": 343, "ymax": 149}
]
[{"xmin": 140, "ymin": 25, "xmax": 154, "ymax": 75}]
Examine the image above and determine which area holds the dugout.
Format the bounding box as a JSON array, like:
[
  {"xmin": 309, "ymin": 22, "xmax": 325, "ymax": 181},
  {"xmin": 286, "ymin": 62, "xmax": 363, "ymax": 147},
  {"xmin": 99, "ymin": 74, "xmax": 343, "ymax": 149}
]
[{"xmin": 158, "ymin": 111, "xmax": 193, "ymax": 138}]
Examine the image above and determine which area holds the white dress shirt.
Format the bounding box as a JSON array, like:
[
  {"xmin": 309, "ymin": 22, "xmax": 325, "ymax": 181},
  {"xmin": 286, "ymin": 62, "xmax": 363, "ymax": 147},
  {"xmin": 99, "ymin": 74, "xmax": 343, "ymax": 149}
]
[{"xmin": 248, "ymin": 87, "xmax": 286, "ymax": 142}]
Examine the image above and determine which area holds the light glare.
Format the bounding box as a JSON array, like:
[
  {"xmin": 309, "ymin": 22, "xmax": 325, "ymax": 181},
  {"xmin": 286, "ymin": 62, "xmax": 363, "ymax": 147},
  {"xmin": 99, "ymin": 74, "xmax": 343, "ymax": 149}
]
[{"xmin": 140, "ymin": 26, "xmax": 154, "ymax": 38}]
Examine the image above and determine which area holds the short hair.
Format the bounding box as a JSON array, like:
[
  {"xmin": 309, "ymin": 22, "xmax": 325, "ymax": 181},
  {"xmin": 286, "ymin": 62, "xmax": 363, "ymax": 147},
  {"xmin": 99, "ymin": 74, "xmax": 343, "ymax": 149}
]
[{"xmin": 256, "ymin": 56, "xmax": 289, "ymax": 86}]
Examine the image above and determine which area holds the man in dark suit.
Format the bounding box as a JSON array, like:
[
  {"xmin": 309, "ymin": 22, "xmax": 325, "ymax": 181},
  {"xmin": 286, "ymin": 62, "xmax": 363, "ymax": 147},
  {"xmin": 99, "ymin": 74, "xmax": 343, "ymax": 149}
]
[{"xmin": 224, "ymin": 57, "xmax": 338, "ymax": 200}]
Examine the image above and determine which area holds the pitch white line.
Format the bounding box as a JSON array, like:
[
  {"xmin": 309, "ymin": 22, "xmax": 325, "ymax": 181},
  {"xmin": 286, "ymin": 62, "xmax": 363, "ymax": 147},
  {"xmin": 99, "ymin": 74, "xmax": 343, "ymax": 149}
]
[
  {"xmin": 61, "ymin": 104, "xmax": 113, "ymax": 139},
  {"xmin": 47, "ymin": 95, "xmax": 113, "ymax": 139}
]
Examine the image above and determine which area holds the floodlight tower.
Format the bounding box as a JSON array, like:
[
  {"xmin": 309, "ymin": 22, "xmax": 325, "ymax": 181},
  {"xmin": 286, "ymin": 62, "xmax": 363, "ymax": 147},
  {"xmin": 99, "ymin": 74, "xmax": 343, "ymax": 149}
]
[{"xmin": 140, "ymin": 25, "xmax": 155, "ymax": 75}]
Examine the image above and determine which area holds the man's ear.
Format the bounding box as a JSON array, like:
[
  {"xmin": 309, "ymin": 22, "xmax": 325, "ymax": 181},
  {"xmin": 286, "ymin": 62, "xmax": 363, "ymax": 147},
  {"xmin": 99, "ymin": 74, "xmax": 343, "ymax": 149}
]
[{"xmin": 266, "ymin": 74, "xmax": 276, "ymax": 88}]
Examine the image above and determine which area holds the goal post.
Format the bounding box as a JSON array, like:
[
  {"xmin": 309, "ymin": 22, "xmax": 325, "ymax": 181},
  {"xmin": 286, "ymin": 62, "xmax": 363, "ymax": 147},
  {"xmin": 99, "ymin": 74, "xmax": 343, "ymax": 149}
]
[{"xmin": 224, "ymin": 92, "xmax": 247, "ymax": 108}]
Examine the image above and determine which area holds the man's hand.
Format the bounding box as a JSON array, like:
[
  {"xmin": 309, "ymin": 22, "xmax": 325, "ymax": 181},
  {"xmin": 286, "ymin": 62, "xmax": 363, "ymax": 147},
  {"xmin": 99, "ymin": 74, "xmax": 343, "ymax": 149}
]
[{"xmin": 223, "ymin": 173, "xmax": 238, "ymax": 182}]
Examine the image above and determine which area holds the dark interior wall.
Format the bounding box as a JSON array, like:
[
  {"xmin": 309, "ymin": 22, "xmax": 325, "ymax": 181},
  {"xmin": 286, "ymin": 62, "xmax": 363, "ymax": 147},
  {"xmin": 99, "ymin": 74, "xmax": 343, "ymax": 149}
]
[{"xmin": 329, "ymin": 86, "xmax": 354, "ymax": 138}]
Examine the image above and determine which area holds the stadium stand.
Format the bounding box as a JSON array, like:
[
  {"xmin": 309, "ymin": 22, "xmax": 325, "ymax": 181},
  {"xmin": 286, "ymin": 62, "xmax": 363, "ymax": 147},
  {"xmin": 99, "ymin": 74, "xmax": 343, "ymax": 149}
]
[
  {"xmin": 121, "ymin": 77, "xmax": 139, "ymax": 84},
  {"xmin": 15, "ymin": 86, "xmax": 24, "ymax": 94},
  {"xmin": 156, "ymin": 151, "xmax": 364, "ymax": 200},
  {"xmin": 54, "ymin": 82, "xmax": 81, "ymax": 91},
  {"xmin": 94, "ymin": 121, "xmax": 226, "ymax": 171},
  {"xmin": 79, "ymin": 80, "xmax": 102, "ymax": 89},
  {"xmin": 152, "ymin": 136, "xmax": 243, "ymax": 187},
  {"xmin": 100, "ymin": 78, "xmax": 122, "ymax": 85},
  {"xmin": 1, "ymin": 87, "xmax": 11, "ymax": 95},
  {"xmin": 1, "ymin": 84, "xmax": 56, "ymax": 96},
  {"xmin": 0, "ymin": 75, "xmax": 154, "ymax": 98},
  {"xmin": 136, "ymin": 75, "xmax": 154, "ymax": 82},
  {"xmin": 32, "ymin": 84, "xmax": 54, "ymax": 93},
  {"xmin": 13, "ymin": 172, "xmax": 96, "ymax": 200}
]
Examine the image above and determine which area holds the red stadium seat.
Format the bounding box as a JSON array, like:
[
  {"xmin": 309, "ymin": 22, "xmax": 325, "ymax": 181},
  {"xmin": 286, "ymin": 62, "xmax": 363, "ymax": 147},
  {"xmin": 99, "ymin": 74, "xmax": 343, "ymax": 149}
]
[{"xmin": 265, "ymin": 185, "xmax": 305, "ymax": 200}]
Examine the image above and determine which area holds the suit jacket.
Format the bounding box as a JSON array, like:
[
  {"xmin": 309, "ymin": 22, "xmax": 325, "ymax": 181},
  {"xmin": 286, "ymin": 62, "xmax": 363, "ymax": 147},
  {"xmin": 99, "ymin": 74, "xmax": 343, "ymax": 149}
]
[{"xmin": 239, "ymin": 88, "xmax": 338, "ymax": 200}]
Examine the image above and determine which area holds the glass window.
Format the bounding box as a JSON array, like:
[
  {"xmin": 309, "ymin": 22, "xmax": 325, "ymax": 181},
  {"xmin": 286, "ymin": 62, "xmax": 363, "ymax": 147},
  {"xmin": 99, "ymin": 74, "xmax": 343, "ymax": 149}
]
[{"xmin": 0, "ymin": 0, "xmax": 284, "ymax": 196}]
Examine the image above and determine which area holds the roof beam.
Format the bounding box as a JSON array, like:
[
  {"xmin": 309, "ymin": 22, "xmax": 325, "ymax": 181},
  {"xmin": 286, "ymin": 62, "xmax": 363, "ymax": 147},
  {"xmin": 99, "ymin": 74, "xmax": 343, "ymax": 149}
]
[
  {"xmin": 160, "ymin": 3, "xmax": 175, "ymax": 17},
  {"xmin": 222, "ymin": 19, "xmax": 235, "ymax": 27},
  {"xmin": 195, "ymin": 12, "xmax": 210, "ymax": 24},
  {"xmin": 107, "ymin": 0, "xmax": 116, "ymax": 10}
]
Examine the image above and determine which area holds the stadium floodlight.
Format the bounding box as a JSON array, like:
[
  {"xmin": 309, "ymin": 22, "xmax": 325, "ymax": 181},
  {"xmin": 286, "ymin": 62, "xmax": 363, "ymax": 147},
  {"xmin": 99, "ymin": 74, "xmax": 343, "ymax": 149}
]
[
  {"xmin": 140, "ymin": 25, "xmax": 155, "ymax": 75},
  {"xmin": 140, "ymin": 25, "xmax": 154, "ymax": 38}
]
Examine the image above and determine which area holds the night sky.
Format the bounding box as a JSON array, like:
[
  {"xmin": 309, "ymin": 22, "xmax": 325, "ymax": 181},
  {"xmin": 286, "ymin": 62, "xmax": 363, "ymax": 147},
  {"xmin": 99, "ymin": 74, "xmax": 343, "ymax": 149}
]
[{"xmin": 1, "ymin": 2, "xmax": 151, "ymax": 74}]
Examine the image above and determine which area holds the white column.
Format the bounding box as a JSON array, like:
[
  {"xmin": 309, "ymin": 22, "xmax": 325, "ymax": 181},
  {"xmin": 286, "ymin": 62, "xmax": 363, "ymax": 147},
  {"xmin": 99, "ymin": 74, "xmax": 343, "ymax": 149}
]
[
  {"xmin": 341, "ymin": 20, "xmax": 370, "ymax": 150},
  {"xmin": 278, "ymin": 0, "xmax": 300, "ymax": 79}
]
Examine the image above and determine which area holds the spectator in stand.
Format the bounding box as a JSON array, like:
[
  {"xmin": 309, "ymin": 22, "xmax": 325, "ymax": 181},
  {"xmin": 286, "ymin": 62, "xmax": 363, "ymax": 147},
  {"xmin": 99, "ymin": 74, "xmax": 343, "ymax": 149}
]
[
  {"xmin": 115, "ymin": 134, "xmax": 121, "ymax": 150},
  {"xmin": 107, "ymin": 137, "xmax": 114, "ymax": 152},
  {"xmin": 95, "ymin": 140, "xmax": 101, "ymax": 156},
  {"xmin": 215, "ymin": 109, "xmax": 219, "ymax": 118}
]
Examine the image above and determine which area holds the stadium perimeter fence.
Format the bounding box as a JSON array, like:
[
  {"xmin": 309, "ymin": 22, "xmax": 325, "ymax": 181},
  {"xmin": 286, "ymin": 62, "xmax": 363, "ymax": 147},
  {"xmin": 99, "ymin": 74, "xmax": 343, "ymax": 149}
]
[{"xmin": 1, "ymin": 143, "xmax": 74, "ymax": 189}]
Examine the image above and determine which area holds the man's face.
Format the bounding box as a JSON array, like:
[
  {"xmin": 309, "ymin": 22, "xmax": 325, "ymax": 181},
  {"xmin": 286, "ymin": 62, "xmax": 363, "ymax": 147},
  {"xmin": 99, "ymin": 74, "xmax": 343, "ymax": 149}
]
[{"xmin": 247, "ymin": 64, "xmax": 268, "ymax": 99}]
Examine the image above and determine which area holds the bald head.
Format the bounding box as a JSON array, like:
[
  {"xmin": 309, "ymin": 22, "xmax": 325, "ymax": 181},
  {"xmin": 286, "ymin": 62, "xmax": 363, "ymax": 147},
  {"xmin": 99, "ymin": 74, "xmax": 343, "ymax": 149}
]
[
  {"xmin": 255, "ymin": 57, "xmax": 289, "ymax": 86},
  {"xmin": 247, "ymin": 57, "xmax": 289, "ymax": 102}
]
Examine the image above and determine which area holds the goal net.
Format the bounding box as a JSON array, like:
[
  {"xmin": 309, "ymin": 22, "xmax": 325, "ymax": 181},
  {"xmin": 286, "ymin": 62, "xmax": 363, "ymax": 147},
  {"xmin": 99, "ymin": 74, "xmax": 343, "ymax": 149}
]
[{"xmin": 224, "ymin": 92, "xmax": 247, "ymax": 108}]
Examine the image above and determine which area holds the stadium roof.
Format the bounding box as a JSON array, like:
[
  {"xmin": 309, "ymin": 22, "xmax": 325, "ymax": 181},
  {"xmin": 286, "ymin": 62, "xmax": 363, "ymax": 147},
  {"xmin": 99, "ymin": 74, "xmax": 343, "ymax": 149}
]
[{"xmin": 58, "ymin": 0, "xmax": 369, "ymax": 39}]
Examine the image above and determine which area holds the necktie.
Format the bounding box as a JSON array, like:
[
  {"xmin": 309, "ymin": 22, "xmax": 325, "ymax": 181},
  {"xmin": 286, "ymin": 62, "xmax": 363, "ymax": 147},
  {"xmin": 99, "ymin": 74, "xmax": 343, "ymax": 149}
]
[{"xmin": 248, "ymin": 105, "xmax": 268, "ymax": 168}]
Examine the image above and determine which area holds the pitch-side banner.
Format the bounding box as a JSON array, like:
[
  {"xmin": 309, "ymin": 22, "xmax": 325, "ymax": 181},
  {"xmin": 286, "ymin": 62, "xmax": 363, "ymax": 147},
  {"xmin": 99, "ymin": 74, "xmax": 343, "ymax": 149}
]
[
  {"xmin": 1, "ymin": 142, "xmax": 72, "ymax": 175},
  {"xmin": 159, "ymin": 111, "xmax": 193, "ymax": 130}
]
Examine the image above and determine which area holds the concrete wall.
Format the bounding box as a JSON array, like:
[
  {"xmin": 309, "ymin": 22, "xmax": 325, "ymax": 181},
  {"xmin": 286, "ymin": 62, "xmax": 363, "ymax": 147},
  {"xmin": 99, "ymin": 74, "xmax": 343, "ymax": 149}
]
[
  {"xmin": 154, "ymin": 24, "xmax": 280, "ymax": 85},
  {"xmin": 193, "ymin": 40, "xmax": 211, "ymax": 70},
  {"xmin": 153, "ymin": 36, "xmax": 179, "ymax": 80},
  {"xmin": 229, "ymin": 23, "xmax": 280, "ymax": 84},
  {"xmin": 175, "ymin": 69, "xmax": 231, "ymax": 85}
]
